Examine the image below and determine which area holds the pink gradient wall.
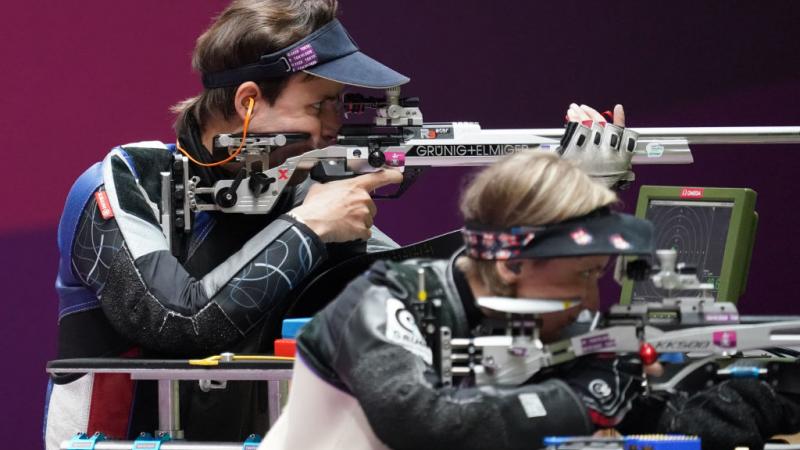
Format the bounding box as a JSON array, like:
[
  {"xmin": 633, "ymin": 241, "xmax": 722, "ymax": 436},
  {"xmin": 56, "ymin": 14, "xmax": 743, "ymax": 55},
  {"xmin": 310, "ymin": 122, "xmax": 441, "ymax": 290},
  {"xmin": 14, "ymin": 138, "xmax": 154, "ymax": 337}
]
[{"xmin": 1, "ymin": 1, "xmax": 799, "ymax": 447}]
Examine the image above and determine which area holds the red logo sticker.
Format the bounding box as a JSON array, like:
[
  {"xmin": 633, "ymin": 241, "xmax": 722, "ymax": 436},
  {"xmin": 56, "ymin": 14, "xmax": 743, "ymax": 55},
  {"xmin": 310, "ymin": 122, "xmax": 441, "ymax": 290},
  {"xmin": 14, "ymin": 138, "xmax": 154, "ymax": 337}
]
[
  {"xmin": 570, "ymin": 228, "xmax": 593, "ymax": 246},
  {"xmin": 680, "ymin": 187, "xmax": 704, "ymax": 199},
  {"xmin": 609, "ymin": 234, "xmax": 631, "ymax": 250},
  {"xmin": 95, "ymin": 191, "xmax": 114, "ymax": 220},
  {"xmin": 278, "ymin": 169, "xmax": 289, "ymax": 180}
]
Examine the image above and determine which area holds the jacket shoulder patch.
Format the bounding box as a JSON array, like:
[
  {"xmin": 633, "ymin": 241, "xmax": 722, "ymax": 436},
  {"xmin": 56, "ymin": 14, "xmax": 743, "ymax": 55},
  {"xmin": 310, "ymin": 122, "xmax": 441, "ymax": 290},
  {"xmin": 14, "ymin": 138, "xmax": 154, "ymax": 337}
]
[{"xmin": 384, "ymin": 298, "xmax": 432, "ymax": 365}]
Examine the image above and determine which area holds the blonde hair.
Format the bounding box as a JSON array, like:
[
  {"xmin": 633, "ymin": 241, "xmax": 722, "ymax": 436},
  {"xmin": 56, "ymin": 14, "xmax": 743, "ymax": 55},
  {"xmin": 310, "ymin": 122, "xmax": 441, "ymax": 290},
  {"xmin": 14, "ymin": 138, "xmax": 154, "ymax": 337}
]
[
  {"xmin": 171, "ymin": 0, "xmax": 338, "ymax": 135},
  {"xmin": 457, "ymin": 152, "xmax": 617, "ymax": 296}
]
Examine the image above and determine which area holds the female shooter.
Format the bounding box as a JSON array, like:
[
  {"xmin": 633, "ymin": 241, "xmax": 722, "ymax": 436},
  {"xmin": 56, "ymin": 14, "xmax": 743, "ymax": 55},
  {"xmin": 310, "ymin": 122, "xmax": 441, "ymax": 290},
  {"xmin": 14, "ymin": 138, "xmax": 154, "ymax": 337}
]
[{"xmin": 262, "ymin": 150, "xmax": 800, "ymax": 450}]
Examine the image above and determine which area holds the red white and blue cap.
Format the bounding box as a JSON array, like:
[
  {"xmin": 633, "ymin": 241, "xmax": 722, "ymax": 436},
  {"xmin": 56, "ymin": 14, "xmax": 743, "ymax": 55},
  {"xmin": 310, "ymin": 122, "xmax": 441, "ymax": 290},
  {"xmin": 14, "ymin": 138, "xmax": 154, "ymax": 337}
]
[
  {"xmin": 202, "ymin": 19, "xmax": 409, "ymax": 90},
  {"xmin": 462, "ymin": 208, "xmax": 654, "ymax": 260}
]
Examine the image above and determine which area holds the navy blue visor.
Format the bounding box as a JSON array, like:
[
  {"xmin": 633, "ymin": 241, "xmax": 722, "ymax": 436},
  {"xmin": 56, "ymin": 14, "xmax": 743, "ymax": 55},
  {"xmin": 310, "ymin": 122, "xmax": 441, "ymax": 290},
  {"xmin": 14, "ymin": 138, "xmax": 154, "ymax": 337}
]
[{"xmin": 202, "ymin": 19, "xmax": 409, "ymax": 89}]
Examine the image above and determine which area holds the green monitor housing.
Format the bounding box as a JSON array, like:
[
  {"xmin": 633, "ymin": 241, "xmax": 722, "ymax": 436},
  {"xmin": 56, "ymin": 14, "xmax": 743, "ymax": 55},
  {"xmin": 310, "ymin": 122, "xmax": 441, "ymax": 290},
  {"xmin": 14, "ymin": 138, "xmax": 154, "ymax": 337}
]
[{"xmin": 619, "ymin": 186, "xmax": 758, "ymax": 305}]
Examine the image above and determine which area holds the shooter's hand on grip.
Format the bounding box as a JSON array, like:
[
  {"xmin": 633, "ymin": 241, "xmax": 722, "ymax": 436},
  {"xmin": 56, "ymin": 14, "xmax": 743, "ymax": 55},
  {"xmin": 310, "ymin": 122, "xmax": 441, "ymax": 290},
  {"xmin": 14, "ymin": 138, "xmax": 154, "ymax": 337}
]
[
  {"xmin": 657, "ymin": 379, "xmax": 800, "ymax": 450},
  {"xmin": 561, "ymin": 104, "xmax": 637, "ymax": 189},
  {"xmin": 289, "ymin": 169, "xmax": 403, "ymax": 243},
  {"xmin": 560, "ymin": 354, "xmax": 650, "ymax": 429}
]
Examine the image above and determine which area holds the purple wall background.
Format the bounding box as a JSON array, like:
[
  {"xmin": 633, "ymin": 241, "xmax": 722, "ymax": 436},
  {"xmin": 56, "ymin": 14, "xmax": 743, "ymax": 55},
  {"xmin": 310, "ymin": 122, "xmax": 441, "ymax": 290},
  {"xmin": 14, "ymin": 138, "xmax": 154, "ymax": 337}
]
[{"xmin": 2, "ymin": 1, "xmax": 799, "ymax": 446}]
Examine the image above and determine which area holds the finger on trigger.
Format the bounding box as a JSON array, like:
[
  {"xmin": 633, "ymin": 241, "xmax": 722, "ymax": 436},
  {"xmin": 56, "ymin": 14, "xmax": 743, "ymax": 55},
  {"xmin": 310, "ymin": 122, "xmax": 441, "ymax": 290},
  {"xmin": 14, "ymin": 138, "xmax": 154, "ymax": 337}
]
[
  {"xmin": 613, "ymin": 104, "xmax": 626, "ymax": 127},
  {"xmin": 352, "ymin": 169, "xmax": 403, "ymax": 191},
  {"xmin": 580, "ymin": 104, "xmax": 605, "ymax": 123}
]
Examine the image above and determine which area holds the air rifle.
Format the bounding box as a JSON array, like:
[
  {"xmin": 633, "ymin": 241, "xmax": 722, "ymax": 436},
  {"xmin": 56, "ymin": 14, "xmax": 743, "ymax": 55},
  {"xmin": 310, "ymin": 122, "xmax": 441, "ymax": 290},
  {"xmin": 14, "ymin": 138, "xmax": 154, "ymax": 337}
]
[
  {"xmin": 160, "ymin": 87, "xmax": 800, "ymax": 250},
  {"xmin": 419, "ymin": 249, "xmax": 800, "ymax": 394}
]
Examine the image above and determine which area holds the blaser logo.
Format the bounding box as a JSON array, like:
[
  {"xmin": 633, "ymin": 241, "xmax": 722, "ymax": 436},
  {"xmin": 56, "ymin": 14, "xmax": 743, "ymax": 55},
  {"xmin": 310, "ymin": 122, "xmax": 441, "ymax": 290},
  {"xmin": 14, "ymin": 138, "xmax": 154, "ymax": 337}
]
[{"xmin": 680, "ymin": 187, "xmax": 704, "ymax": 199}]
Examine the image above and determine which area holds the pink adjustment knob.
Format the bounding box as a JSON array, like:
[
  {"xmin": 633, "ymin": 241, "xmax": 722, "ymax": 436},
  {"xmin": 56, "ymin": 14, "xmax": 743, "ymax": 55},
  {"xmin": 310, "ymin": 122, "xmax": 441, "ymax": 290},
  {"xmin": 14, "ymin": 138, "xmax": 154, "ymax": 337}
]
[{"xmin": 383, "ymin": 151, "xmax": 406, "ymax": 167}]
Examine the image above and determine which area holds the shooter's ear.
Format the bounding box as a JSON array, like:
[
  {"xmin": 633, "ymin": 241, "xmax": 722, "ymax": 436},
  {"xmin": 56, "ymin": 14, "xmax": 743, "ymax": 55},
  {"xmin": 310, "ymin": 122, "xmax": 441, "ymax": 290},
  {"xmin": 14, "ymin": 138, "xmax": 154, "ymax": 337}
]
[
  {"xmin": 496, "ymin": 260, "xmax": 523, "ymax": 284},
  {"xmin": 234, "ymin": 81, "xmax": 262, "ymax": 122}
]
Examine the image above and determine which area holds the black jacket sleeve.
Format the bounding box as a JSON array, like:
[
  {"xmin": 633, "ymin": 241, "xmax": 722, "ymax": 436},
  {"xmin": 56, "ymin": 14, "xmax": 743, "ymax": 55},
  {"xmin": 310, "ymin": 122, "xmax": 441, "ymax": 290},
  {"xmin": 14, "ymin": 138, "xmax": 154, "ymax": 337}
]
[
  {"xmin": 69, "ymin": 148, "xmax": 327, "ymax": 355},
  {"xmin": 297, "ymin": 268, "xmax": 593, "ymax": 450},
  {"xmin": 655, "ymin": 379, "xmax": 800, "ymax": 450}
]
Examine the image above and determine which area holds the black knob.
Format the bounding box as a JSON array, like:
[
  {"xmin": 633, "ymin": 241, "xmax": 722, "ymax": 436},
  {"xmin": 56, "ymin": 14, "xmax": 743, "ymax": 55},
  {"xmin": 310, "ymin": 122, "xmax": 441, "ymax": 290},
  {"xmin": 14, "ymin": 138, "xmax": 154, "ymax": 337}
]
[
  {"xmin": 625, "ymin": 259, "xmax": 653, "ymax": 281},
  {"xmin": 249, "ymin": 172, "xmax": 276, "ymax": 195},
  {"xmin": 215, "ymin": 187, "xmax": 237, "ymax": 208},
  {"xmin": 368, "ymin": 150, "xmax": 386, "ymax": 168}
]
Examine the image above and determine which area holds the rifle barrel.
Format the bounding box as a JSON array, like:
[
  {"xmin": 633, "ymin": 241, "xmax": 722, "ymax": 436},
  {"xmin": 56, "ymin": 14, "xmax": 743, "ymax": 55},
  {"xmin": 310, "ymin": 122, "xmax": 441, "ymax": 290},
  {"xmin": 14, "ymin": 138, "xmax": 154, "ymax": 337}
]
[
  {"xmin": 739, "ymin": 315, "xmax": 800, "ymax": 324},
  {"xmin": 533, "ymin": 126, "xmax": 800, "ymax": 145}
]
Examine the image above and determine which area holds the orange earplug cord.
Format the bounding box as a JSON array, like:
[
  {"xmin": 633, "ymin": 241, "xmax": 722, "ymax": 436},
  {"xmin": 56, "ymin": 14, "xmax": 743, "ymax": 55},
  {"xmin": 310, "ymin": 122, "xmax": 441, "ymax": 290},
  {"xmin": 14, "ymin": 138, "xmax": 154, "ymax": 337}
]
[{"xmin": 175, "ymin": 97, "xmax": 255, "ymax": 167}]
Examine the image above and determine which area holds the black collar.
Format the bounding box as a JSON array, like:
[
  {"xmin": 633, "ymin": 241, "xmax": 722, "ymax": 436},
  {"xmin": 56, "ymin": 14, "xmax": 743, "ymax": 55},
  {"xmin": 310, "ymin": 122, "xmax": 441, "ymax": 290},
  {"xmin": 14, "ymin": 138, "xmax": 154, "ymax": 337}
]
[{"xmin": 450, "ymin": 262, "xmax": 485, "ymax": 331}]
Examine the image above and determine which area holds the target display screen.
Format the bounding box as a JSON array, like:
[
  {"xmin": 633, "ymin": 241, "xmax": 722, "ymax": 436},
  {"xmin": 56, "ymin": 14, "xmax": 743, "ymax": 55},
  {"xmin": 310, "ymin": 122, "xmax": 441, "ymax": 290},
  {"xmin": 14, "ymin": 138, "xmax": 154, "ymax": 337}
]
[{"xmin": 631, "ymin": 199, "xmax": 733, "ymax": 302}]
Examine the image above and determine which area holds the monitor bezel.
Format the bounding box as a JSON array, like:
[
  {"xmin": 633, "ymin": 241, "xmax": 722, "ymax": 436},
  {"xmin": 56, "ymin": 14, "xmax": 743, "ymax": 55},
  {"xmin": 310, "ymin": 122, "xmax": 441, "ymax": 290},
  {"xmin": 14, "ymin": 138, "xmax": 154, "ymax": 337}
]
[{"xmin": 619, "ymin": 185, "xmax": 757, "ymax": 304}]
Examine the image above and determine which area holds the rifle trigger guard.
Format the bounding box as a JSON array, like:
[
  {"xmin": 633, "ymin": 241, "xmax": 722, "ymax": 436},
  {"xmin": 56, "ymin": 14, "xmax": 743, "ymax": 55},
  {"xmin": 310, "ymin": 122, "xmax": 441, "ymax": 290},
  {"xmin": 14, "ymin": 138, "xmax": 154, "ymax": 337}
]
[{"xmin": 373, "ymin": 167, "xmax": 426, "ymax": 199}]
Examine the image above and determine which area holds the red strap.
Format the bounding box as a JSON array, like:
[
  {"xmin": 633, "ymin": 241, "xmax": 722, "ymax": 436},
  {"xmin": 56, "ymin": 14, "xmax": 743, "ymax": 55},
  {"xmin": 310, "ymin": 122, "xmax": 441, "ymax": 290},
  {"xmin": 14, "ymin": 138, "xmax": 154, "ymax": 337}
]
[
  {"xmin": 589, "ymin": 409, "xmax": 622, "ymax": 428},
  {"xmin": 86, "ymin": 374, "xmax": 134, "ymax": 438},
  {"xmin": 86, "ymin": 348, "xmax": 139, "ymax": 438}
]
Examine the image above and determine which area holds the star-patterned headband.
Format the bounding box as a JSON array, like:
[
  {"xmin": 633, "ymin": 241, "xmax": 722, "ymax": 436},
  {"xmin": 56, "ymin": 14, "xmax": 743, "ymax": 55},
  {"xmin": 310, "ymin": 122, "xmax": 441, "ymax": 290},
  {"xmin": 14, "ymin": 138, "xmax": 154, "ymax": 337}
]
[{"xmin": 462, "ymin": 208, "xmax": 654, "ymax": 260}]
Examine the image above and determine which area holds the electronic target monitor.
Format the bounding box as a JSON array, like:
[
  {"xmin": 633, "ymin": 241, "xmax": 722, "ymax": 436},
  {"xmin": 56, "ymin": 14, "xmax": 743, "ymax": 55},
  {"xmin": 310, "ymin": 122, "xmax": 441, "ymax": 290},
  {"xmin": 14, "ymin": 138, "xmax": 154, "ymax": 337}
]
[{"xmin": 619, "ymin": 186, "xmax": 758, "ymax": 304}]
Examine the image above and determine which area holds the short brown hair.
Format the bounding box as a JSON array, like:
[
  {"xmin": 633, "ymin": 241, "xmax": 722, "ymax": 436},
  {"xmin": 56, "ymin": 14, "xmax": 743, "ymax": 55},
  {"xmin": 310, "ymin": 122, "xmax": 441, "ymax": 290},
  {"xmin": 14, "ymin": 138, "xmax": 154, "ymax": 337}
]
[
  {"xmin": 172, "ymin": 0, "xmax": 338, "ymax": 135},
  {"xmin": 457, "ymin": 152, "xmax": 617, "ymax": 296}
]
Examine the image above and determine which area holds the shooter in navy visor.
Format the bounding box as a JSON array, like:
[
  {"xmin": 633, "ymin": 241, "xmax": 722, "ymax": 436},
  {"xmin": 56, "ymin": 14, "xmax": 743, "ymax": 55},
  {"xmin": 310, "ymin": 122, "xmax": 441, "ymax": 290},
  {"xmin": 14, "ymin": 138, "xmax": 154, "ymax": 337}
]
[{"xmin": 46, "ymin": 1, "xmax": 407, "ymax": 448}]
